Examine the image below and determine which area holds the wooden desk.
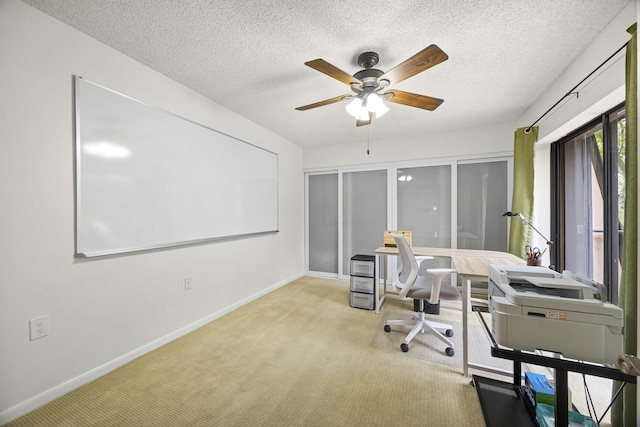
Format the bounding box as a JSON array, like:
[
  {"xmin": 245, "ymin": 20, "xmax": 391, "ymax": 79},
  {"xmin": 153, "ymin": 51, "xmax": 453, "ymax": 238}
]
[{"xmin": 374, "ymin": 246, "xmax": 525, "ymax": 377}]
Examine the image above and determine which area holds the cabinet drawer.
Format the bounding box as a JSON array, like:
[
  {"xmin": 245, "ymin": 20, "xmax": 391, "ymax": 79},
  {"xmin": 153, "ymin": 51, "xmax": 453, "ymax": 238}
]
[
  {"xmin": 350, "ymin": 259, "xmax": 375, "ymax": 277},
  {"xmin": 350, "ymin": 275, "xmax": 374, "ymax": 293},
  {"xmin": 350, "ymin": 292, "xmax": 375, "ymax": 310}
]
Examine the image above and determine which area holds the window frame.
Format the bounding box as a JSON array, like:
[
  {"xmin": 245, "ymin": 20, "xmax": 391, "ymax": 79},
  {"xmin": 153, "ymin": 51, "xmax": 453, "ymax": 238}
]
[
  {"xmin": 550, "ymin": 102, "xmax": 625, "ymax": 304},
  {"xmin": 305, "ymin": 154, "xmax": 513, "ymax": 279}
]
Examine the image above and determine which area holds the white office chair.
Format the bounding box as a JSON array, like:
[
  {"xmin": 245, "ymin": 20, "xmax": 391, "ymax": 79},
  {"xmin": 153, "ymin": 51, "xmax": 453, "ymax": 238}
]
[{"xmin": 384, "ymin": 233, "xmax": 461, "ymax": 355}]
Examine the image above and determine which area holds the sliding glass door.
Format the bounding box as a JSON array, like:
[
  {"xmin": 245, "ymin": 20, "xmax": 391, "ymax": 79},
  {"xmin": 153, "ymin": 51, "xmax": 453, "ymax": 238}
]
[
  {"xmin": 306, "ymin": 156, "xmax": 511, "ymax": 278},
  {"xmin": 342, "ymin": 170, "xmax": 387, "ymax": 274}
]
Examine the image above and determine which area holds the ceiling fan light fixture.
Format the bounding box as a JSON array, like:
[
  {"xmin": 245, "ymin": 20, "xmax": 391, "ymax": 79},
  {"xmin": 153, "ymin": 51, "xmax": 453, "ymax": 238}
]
[
  {"xmin": 345, "ymin": 97, "xmax": 363, "ymax": 117},
  {"xmin": 346, "ymin": 96, "xmax": 371, "ymax": 121},
  {"xmin": 356, "ymin": 108, "xmax": 370, "ymax": 122},
  {"xmin": 366, "ymin": 93, "xmax": 389, "ymax": 118}
]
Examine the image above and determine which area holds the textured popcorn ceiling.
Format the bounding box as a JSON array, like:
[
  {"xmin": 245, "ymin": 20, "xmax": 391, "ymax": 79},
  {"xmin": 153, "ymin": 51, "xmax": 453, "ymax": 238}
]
[{"xmin": 23, "ymin": 0, "xmax": 631, "ymax": 147}]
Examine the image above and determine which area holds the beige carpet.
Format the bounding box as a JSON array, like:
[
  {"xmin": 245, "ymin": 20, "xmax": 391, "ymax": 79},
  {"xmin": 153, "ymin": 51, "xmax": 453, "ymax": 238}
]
[{"xmin": 5, "ymin": 276, "xmax": 614, "ymax": 426}]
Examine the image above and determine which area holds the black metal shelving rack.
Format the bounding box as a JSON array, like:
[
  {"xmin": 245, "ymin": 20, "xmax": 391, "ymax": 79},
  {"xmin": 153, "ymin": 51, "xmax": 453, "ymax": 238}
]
[{"xmin": 472, "ymin": 307, "xmax": 636, "ymax": 426}]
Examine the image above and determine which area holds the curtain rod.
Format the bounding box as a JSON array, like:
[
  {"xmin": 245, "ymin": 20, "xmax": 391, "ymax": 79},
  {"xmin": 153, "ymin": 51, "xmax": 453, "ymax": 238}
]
[{"xmin": 525, "ymin": 41, "xmax": 629, "ymax": 134}]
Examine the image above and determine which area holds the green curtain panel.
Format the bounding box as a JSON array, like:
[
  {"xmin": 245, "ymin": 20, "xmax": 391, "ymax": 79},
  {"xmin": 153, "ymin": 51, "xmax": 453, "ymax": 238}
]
[
  {"xmin": 507, "ymin": 126, "xmax": 538, "ymax": 259},
  {"xmin": 613, "ymin": 23, "xmax": 637, "ymax": 427}
]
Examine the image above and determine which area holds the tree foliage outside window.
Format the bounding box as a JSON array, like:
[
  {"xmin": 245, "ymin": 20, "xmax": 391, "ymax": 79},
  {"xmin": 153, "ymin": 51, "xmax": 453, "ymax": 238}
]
[{"xmin": 596, "ymin": 116, "xmax": 627, "ymax": 226}]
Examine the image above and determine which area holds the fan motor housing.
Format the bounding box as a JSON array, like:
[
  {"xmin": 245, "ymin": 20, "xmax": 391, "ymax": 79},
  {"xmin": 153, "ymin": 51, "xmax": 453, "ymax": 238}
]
[
  {"xmin": 354, "ymin": 51, "xmax": 384, "ymax": 87},
  {"xmin": 357, "ymin": 51, "xmax": 379, "ymax": 69},
  {"xmin": 354, "ymin": 68, "xmax": 383, "ymax": 86}
]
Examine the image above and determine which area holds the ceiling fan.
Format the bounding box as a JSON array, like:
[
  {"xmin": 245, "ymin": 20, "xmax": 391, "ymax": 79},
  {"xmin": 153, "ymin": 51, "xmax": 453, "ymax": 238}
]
[{"xmin": 295, "ymin": 44, "xmax": 448, "ymax": 126}]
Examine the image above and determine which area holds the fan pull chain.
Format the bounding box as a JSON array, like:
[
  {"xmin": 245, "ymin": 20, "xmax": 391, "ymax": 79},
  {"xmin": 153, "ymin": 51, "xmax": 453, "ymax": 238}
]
[{"xmin": 367, "ymin": 125, "xmax": 370, "ymax": 155}]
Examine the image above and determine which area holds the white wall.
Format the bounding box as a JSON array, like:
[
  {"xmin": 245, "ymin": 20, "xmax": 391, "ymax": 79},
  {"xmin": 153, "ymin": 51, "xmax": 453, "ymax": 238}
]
[
  {"xmin": 303, "ymin": 120, "xmax": 517, "ymax": 170},
  {"xmin": 517, "ymin": 3, "xmax": 635, "ymax": 144},
  {"xmin": 0, "ymin": 0, "xmax": 304, "ymax": 422}
]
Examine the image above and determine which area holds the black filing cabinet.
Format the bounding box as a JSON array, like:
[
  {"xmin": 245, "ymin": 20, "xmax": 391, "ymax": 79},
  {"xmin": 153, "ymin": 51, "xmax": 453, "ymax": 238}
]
[{"xmin": 349, "ymin": 254, "xmax": 375, "ymax": 310}]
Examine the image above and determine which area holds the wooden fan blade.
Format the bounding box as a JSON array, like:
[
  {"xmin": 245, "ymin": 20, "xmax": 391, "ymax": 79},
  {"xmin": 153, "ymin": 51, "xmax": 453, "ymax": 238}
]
[
  {"xmin": 356, "ymin": 112, "xmax": 372, "ymax": 127},
  {"xmin": 385, "ymin": 90, "xmax": 444, "ymax": 111},
  {"xmin": 295, "ymin": 95, "xmax": 348, "ymax": 111},
  {"xmin": 305, "ymin": 59, "xmax": 362, "ymax": 86},
  {"xmin": 379, "ymin": 44, "xmax": 448, "ymax": 84}
]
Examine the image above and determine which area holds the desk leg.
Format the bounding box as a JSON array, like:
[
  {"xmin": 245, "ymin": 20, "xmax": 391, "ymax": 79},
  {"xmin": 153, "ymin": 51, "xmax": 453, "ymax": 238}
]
[
  {"xmin": 383, "ymin": 255, "xmax": 387, "ymax": 298},
  {"xmin": 375, "ymin": 254, "xmax": 380, "ymax": 314},
  {"xmin": 555, "ymin": 369, "xmax": 569, "ymax": 427},
  {"xmin": 462, "ymin": 275, "xmax": 512, "ymax": 378},
  {"xmin": 463, "ymin": 276, "xmax": 469, "ymax": 377},
  {"xmin": 375, "ymin": 254, "xmax": 387, "ymax": 315}
]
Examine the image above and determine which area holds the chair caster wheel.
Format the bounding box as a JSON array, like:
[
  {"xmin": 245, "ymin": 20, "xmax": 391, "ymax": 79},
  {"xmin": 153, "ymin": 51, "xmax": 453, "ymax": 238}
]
[
  {"xmin": 445, "ymin": 329, "xmax": 454, "ymax": 337},
  {"xmin": 384, "ymin": 325, "xmax": 391, "ymax": 333},
  {"xmin": 400, "ymin": 343, "xmax": 409, "ymax": 352},
  {"xmin": 445, "ymin": 347, "xmax": 455, "ymax": 357}
]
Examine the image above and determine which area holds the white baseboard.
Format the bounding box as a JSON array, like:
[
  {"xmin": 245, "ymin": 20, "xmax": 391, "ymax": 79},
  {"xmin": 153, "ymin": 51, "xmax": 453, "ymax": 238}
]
[{"xmin": 0, "ymin": 272, "xmax": 304, "ymax": 425}]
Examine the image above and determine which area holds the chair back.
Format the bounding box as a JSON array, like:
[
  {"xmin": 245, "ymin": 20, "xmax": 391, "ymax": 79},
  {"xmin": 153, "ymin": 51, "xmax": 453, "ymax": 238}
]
[{"xmin": 391, "ymin": 233, "xmax": 419, "ymax": 298}]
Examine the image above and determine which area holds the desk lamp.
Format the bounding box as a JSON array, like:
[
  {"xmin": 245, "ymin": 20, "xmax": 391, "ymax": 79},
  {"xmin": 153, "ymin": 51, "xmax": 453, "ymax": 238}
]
[{"xmin": 502, "ymin": 211, "xmax": 553, "ymax": 246}]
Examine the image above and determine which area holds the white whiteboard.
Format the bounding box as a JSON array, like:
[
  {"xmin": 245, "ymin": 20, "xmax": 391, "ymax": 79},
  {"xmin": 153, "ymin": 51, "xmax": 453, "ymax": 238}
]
[{"xmin": 75, "ymin": 77, "xmax": 278, "ymax": 257}]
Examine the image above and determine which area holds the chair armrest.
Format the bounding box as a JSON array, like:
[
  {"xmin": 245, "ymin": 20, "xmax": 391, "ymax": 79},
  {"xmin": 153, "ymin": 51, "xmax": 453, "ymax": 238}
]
[
  {"xmin": 425, "ymin": 268, "xmax": 457, "ymax": 305},
  {"xmin": 415, "ymin": 256, "xmax": 434, "ymax": 272}
]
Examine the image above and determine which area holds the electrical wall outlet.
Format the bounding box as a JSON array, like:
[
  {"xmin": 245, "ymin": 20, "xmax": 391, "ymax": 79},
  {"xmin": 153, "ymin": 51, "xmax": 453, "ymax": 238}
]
[
  {"xmin": 184, "ymin": 277, "xmax": 192, "ymax": 291},
  {"xmin": 29, "ymin": 315, "xmax": 49, "ymax": 341}
]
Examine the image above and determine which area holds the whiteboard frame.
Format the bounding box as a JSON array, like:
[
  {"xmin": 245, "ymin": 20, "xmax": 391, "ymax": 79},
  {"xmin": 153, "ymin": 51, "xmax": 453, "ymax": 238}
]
[{"xmin": 74, "ymin": 76, "xmax": 279, "ymax": 258}]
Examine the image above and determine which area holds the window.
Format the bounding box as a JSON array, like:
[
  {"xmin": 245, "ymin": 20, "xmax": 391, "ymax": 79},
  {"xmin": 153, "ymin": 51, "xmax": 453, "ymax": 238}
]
[
  {"xmin": 306, "ymin": 156, "xmax": 511, "ymax": 279},
  {"xmin": 551, "ymin": 103, "xmax": 625, "ymax": 303}
]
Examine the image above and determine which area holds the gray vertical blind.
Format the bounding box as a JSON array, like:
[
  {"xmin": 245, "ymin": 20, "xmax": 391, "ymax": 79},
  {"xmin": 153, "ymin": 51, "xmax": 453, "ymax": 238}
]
[
  {"xmin": 397, "ymin": 165, "xmax": 452, "ymax": 248},
  {"xmin": 342, "ymin": 170, "xmax": 387, "ymax": 271},
  {"xmin": 75, "ymin": 77, "xmax": 278, "ymax": 257},
  {"xmin": 308, "ymin": 174, "xmax": 338, "ymax": 273},
  {"xmin": 457, "ymin": 161, "xmax": 508, "ymax": 251}
]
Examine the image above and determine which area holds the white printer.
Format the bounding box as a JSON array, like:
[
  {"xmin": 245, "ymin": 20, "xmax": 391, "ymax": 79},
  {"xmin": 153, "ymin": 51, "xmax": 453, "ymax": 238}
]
[{"xmin": 488, "ymin": 264, "xmax": 623, "ymax": 364}]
